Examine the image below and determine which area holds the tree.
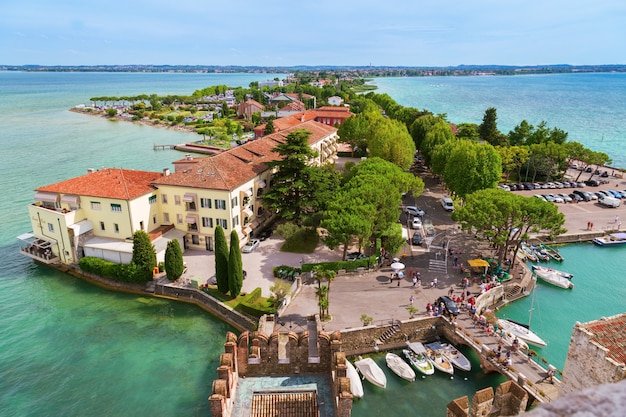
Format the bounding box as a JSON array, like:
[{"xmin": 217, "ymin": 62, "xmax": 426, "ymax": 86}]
[
  {"xmin": 337, "ymin": 115, "xmax": 369, "ymax": 156},
  {"xmin": 131, "ymin": 230, "xmax": 156, "ymax": 282},
  {"xmin": 315, "ymin": 285, "xmax": 329, "ymax": 320},
  {"xmin": 420, "ymin": 119, "xmax": 455, "ymax": 166},
  {"xmin": 214, "ymin": 225, "xmax": 229, "ymax": 294},
  {"xmin": 262, "ymin": 129, "xmax": 318, "ymax": 225},
  {"xmin": 164, "ymin": 239, "xmax": 184, "ymax": 281},
  {"xmin": 264, "ymin": 116, "xmax": 275, "ymax": 135},
  {"xmin": 228, "ymin": 231, "xmax": 243, "ymax": 297},
  {"xmin": 409, "ymin": 114, "xmax": 438, "ymax": 151},
  {"xmin": 440, "ymin": 140, "xmax": 502, "ymax": 198},
  {"xmin": 105, "ymin": 108, "xmax": 117, "ymax": 117},
  {"xmin": 367, "ymin": 117, "xmax": 416, "ymax": 170},
  {"xmin": 479, "ymin": 107, "xmax": 507, "ymax": 146},
  {"xmin": 455, "ymin": 123, "xmax": 480, "ymax": 141},
  {"xmin": 269, "ymin": 280, "xmax": 291, "ymax": 308}
]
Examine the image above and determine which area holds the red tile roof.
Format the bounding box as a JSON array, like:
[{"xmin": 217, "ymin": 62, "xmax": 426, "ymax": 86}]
[
  {"xmin": 36, "ymin": 168, "xmax": 162, "ymax": 200},
  {"xmin": 153, "ymin": 120, "xmax": 337, "ymax": 191},
  {"xmin": 582, "ymin": 313, "xmax": 626, "ymax": 365}
]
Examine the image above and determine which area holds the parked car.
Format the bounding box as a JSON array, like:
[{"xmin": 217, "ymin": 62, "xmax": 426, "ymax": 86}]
[
  {"xmin": 573, "ymin": 190, "xmax": 591, "ymax": 201},
  {"xmin": 575, "ymin": 182, "xmax": 586, "ymax": 188},
  {"xmin": 436, "ymin": 296, "xmax": 459, "ymax": 317},
  {"xmin": 569, "ymin": 193, "xmax": 583, "ymax": 202},
  {"xmin": 346, "ymin": 252, "xmax": 367, "ymax": 261},
  {"xmin": 498, "ymin": 184, "xmax": 511, "ymax": 191},
  {"xmin": 242, "ymin": 239, "xmax": 260, "ymax": 253},
  {"xmin": 585, "ymin": 192, "xmax": 598, "ymax": 200},
  {"xmin": 551, "ymin": 194, "xmax": 564, "ymax": 203},
  {"xmin": 585, "ymin": 167, "xmax": 593, "ymax": 173},
  {"xmin": 600, "ymin": 171, "xmax": 609, "ymax": 178},
  {"xmin": 585, "ymin": 179, "xmax": 600, "ymax": 187},
  {"xmin": 508, "ymin": 184, "xmax": 518, "ymax": 191},
  {"xmin": 542, "ymin": 194, "xmax": 555, "ymax": 202},
  {"xmin": 412, "ymin": 217, "xmax": 423, "ymax": 229},
  {"xmin": 570, "ymin": 163, "xmax": 578, "ymax": 170},
  {"xmin": 405, "ymin": 206, "xmax": 425, "ymax": 217},
  {"xmin": 441, "ymin": 197, "xmax": 455, "ymax": 212},
  {"xmin": 608, "ymin": 189, "xmax": 623, "ymax": 198},
  {"xmin": 557, "ymin": 193, "xmax": 573, "ymax": 203},
  {"xmin": 534, "ymin": 194, "xmax": 546, "ymax": 201},
  {"xmin": 553, "ymin": 182, "xmax": 564, "ymax": 189},
  {"xmin": 411, "ymin": 231, "xmax": 423, "ymax": 246}
]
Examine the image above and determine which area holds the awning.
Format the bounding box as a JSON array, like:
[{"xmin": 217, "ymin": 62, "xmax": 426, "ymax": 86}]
[
  {"xmin": 69, "ymin": 220, "xmax": 93, "ymax": 235},
  {"xmin": 17, "ymin": 232, "xmax": 35, "ymax": 241},
  {"xmin": 185, "ymin": 215, "xmax": 197, "ymax": 224},
  {"xmin": 468, "ymin": 259, "xmax": 490, "ymax": 268},
  {"xmin": 243, "ymin": 207, "xmax": 253, "ymax": 217},
  {"xmin": 244, "ymin": 226, "xmax": 253, "ymax": 235},
  {"xmin": 60, "ymin": 194, "xmax": 80, "ymax": 205},
  {"xmin": 183, "ymin": 193, "xmax": 196, "ymax": 203},
  {"xmin": 256, "ymin": 179, "xmax": 266, "ymax": 188},
  {"xmin": 243, "ymin": 189, "xmax": 253, "ymax": 197},
  {"xmin": 34, "ymin": 191, "xmax": 59, "ymax": 203}
]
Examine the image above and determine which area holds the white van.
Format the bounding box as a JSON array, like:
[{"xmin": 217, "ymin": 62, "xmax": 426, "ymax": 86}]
[
  {"xmin": 441, "ymin": 197, "xmax": 455, "ymax": 211},
  {"xmin": 599, "ymin": 196, "xmax": 621, "ymax": 208}
]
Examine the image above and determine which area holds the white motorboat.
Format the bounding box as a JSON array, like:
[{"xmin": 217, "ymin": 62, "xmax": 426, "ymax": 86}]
[
  {"xmin": 440, "ymin": 343, "xmax": 472, "ymax": 372},
  {"xmin": 385, "ymin": 352, "xmax": 416, "ymax": 382},
  {"xmin": 345, "ymin": 360, "xmax": 364, "ymax": 398},
  {"xmin": 532, "ymin": 265, "xmax": 574, "ymax": 279},
  {"xmin": 497, "ymin": 319, "xmax": 547, "ymax": 348},
  {"xmin": 355, "ymin": 357, "xmax": 387, "ymax": 389},
  {"xmin": 403, "ymin": 349, "xmax": 434, "ymax": 375},
  {"xmin": 532, "ymin": 266, "xmax": 574, "ymax": 289},
  {"xmin": 422, "ymin": 343, "xmax": 455, "ymax": 375},
  {"xmin": 593, "ymin": 232, "xmax": 626, "ymax": 246},
  {"xmin": 540, "ymin": 244, "xmax": 564, "ymax": 262}
]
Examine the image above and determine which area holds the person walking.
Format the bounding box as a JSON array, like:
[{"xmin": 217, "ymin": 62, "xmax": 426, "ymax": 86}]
[
  {"xmin": 409, "ymin": 295, "xmax": 414, "ymax": 306},
  {"xmin": 412, "ymin": 276, "xmax": 417, "ymax": 287},
  {"xmin": 433, "ymin": 277, "xmax": 438, "ymax": 288}
]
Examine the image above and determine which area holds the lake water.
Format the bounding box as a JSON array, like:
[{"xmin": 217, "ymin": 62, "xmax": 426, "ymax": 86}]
[{"xmin": 1, "ymin": 71, "xmax": 624, "ymax": 416}]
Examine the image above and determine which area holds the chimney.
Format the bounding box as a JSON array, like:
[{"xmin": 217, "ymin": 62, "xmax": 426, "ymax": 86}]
[
  {"xmin": 163, "ymin": 168, "xmax": 170, "ymax": 176},
  {"xmin": 185, "ymin": 154, "xmax": 192, "ymax": 160},
  {"xmin": 87, "ymin": 168, "xmax": 95, "ymax": 174},
  {"xmin": 300, "ymin": 114, "xmax": 305, "ymax": 122}
]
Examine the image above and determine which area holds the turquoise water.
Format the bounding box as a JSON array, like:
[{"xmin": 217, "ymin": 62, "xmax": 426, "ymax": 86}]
[
  {"xmin": 372, "ymin": 73, "xmax": 626, "ymax": 169},
  {"xmin": 0, "ymin": 72, "xmax": 624, "ymax": 416}
]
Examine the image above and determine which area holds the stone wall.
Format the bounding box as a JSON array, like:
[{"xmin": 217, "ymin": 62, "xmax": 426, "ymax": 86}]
[
  {"xmin": 446, "ymin": 381, "xmax": 528, "ymax": 417},
  {"xmin": 560, "ymin": 321, "xmax": 626, "ymax": 396}
]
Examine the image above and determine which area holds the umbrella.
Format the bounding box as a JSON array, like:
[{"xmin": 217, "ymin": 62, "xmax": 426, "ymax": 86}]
[{"xmin": 390, "ymin": 262, "xmax": 405, "ymax": 271}]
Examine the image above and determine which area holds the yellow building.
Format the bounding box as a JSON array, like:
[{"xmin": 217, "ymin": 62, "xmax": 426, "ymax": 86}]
[{"xmin": 18, "ymin": 120, "xmax": 338, "ymax": 265}]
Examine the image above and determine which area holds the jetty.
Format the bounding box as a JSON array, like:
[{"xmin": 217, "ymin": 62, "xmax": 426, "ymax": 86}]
[{"xmin": 153, "ymin": 143, "xmax": 179, "ymax": 150}]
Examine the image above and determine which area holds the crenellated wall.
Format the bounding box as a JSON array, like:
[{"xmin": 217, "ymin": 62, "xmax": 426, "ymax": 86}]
[{"xmin": 446, "ymin": 381, "xmax": 528, "ymax": 417}]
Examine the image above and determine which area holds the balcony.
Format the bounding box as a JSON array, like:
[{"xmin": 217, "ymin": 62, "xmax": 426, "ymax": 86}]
[{"xmin": 17, "ymin": 233, "xmax": 60, "ymax": 264}]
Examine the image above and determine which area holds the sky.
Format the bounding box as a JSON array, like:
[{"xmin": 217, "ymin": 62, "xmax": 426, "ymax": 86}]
[{"xmin": 2, "ymin": 1, "xmax": 625, "ymax": 67}]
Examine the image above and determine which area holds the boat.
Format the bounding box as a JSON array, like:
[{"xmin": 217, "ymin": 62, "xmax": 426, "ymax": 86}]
[
  {"xmin": 531, "ymin": 245, "xmax": 550, "ymax": 262},
  {"xmin": 345, "ymin": 360, "xmax": 364, "ymax": 398},
  {"xmin": 498, "ymin": 277, "xmax": 547, "ymax": 347},
  {"xmin": 385, "ymin": 352, "xmax": 416, "ymax": 382},
  {"xmin": 540, "ymin": 244, "xmax": 564, "ymax": 262},
  {"xmin": 521, "ymin": 243, "xmax": 539, "ymax": 262},
  {"xmin": 532, "ymin": 265, "xmax": 574, "ymax": 279},
  {"xmin": 440, "ymin": 343, "xmax": 472, "ymax": 372},
  {"xmin": 593, "ymin": 232, "xmax": 626, "ymax": 246},
  {"xmin": 426, "ymin": 349, "xmax": 454, "ymax": 375},
  {"xmin": 532, "ymin": 266, "xmax": 574, "ymax": 289},
  {"xmin": 354, "ymin": 357, "xmax": 387, "ymax": 388},
  {"xmin": 402, "ymin": 349, "xmax": 434, "ymax": 375}
]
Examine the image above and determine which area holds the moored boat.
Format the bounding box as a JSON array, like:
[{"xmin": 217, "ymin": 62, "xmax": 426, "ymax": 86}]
[
  {"xmin": 531, "ymin": 245, "xmax": 550, "ymax": 262},
  {"xmin": 440, "ymin": 343, "xmax": 472, "ymax": 372},
  {"xmin": 345, "ymin": 360, "xmax": 364, "ymax": 398},
  {"xmin": 426, "ymin": 349, "xmax": 454, "ymax": 375},
  {"xmin": 521, "ymin": 244, "xmax": 539, "ymax": 262},
  {"xmin": 385, "ymin": 352, "xmax": 416, "ymax": 382},
  {"xmin": 497, "ymin": 319, "xmax": 547, "ymax": 348},
  {"xmin": 355, "ymin": 357, "xmax": 387, "ymax": 389},
  {"xmin": 540, "ymin": 244, "xmax": 564, "ymax": 262},
  {"xmin": 532, "ymin": 266, "xmax": 574, "ymax": 289},
  {"xmin": 403, "ymin": 348, "xmax": 435, "ymax": 375},
  {"xmin": 532, "ymin": 265, "xmax": 574, "ymax": 279},
  {"xmin": 593, "ymin": 232, "xmax": 626, "ymax": 246}
]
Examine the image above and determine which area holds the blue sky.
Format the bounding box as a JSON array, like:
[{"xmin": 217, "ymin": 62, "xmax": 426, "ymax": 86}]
[{"xmin": 2, "ymin": 1, "xmax": 625, "ymax": 67}]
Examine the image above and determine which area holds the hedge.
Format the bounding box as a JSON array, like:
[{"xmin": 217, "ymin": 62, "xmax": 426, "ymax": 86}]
[
  {"xmin": 239, "ymin": 288, "xmax": 276, "ymax": 317},
  {"xmin": 78, "ymin": 256, "xmax": 143, "ymax": 283},
  {"xmin": 300, "ymin": 255, "xmax": 376, "ymax": 273}
]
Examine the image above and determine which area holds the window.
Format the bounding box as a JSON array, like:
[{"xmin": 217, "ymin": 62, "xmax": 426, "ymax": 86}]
[
  {"xmin": 162, "ymin": 194, "xmax": 168, "ymax": 204},
  {"xmin": 185, "ymin": 201, "xmax": 197, "ymax": 211},
  {"xmin": 148, "ymin": 195, "xmax": 157, "ymax": 205},
  {"xmin": 175, "ymin": 195, "xmax": 181, "ymax": 205},
  {"xmin": 163, "ymin": 213, "xmax": 170, "ymax": 223},
  {"xmin": 231, "ymin": 196, "xmax": 238, "ymax": 207},
  {"xmin": 200, "ymin": 198, "xmax": 212, "ymax": 208},
  {"xmin": 233, "ymin": 215, "xmax": 239, "ymax": 227},
  {"xmin": 90, "ymin": 201, "xmax": 101, "ymax": 210},
  {"xmin": 153, "ymin": 215, "xmax": 157, "ymax": 224},
  {"xmin": 216, "ymin": 218, "xmax": 227, "ymax": 229},
  {"xmin": 176, "ymin": 214, "xmax": 183, "ymax": 224},
  {"xmin": 202, "ymin": 217, "xmax": 213, "ymax": 228},
  {"xmin": 48, "ymin": 223, "xmax": 54, "ymax": 233},
  {"xmin": 110, "ymin": 203, "xmax": 122, "ymax": 212},
  {"xmin": 256, "ymin": 188, "xmax": 263, "ymax": 197},
  {"xmin": 114, "ymin": 223, "xmax": 119, "ymax": 233},
  {"xmin": 215, "ymin": 199, "xmax": 226, "ymax": 210},
  {"xmin": 100, "ymin": 221, "xmax": 105, "ymax": 231}
]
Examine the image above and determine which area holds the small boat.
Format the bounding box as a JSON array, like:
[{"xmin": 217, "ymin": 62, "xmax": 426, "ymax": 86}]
[
  {"xmin": 531, "ymin": 245, "xmax": 550, "ymax": 262},
  {"xmin": 426, "ymin": 349, "xmax": 454, "ymax": 375},
  {"xmin": 540, "ymin": 244, "xmax": 564, "ymax": 262},
  {"xmin": 345, "ymin": 360, "xmax": 364, "ymax": 398},
  {"xmin": 497, "ymin": 319, "xmax": 547, "ymax": 348},
  {"xmin": 532, "ymin": 266, "xmax": 574, "ymax": 289},
  {"xmin": 385, "ymin": 352, "xmax": 416, "ymax": 382},
  {"xmin": 355, "ymin": 357, "xmax": 387, "ymax": 389},
  {"xmin": 593, "ymin": 232, "xmax": 626, "ymax": 246},
  {"xmin": 440, "ymin": 343, "xmax": 472, "ymax": 372},
  {"xmin": 403, "ymin": 349, "xmax": 434, "ymax": 375},
  {"xmin": 532, "ymin": 265, "xmax": 574, "ymax": 279},
  {"xmin": 521, "ymin": 244, "xmax": 539, "ymax": 262}
]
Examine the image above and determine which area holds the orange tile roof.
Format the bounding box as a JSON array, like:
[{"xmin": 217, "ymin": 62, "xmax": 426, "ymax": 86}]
[
  {"xmin": 312, "ymin": 106, "xmax": 353, "ymax": 120},
  {"xmin": 581, "ymin": 313, "xmax": 626, "ymax": 365},
  {"xmin": 153, "ymin": 120, "xmax": 337, "ymax": 191},
  {"xmin": 36, "ymin": 168, "xmax": 162, "ymax": 200}
]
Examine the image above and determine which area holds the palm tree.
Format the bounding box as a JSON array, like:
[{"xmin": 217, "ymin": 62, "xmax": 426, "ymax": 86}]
[{"xmin": 315, "ymin": 285, "xmax": 329, "ymax": 319}]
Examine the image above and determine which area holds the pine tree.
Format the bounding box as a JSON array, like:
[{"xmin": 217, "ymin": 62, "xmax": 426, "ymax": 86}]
[
  {"xmin": 131, "ymin": 230, "xmax": 156, "ymax": 282},
  {"xmin": 164, "ymin": 239, "xmax": 184, "ymax": 281},
  {"xmin": 228, "ymin": 230, "xmax": 243, "ymax": 297},
  {"xmin": 264, "ymin": 117, "xmax": 275, "ymax": 135},
  {"xmin": 214, "ymin": 225, "xmax": 229, "ymax": 293}
]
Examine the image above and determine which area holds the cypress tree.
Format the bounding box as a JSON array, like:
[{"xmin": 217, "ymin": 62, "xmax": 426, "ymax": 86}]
[
  {"xmin": 228, "ymin": 230, "xmax": 243, "ymax": 297},
  {"xmin": 214, "ymin": 225, "xmax": 229, "ymax": 293},
  {"xmin": 131, "ymin": 230, "xmax": 156, "ymax": 282},
  {"xmin": 164, "ymin": 239, "xmax": 184, "ymax": 281}
]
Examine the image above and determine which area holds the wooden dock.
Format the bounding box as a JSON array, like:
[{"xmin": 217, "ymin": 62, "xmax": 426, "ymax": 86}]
[{"xmin": 153, "ymin": 143, "xmax": 178, "ymax": 150}]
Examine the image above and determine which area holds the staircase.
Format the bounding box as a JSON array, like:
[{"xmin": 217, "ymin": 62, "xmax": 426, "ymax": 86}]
[{"xmin": 377, "ymin": 322, "xmax": 402, "ymax": 344}]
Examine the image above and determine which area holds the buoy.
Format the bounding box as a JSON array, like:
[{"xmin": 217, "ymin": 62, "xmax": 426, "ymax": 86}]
[{"xmin": 450, "ymin": 376, "xmax": 454, "ymax": 380}]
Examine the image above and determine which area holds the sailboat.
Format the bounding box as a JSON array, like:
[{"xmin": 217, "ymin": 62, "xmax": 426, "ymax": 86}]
[{"xmin": 497, "ymin": 277, "xmax": 547, "ymax": 348}]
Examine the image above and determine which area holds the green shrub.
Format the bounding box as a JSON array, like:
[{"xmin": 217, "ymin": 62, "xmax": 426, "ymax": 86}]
[
  {"xmin": 300, "ymin": 256, "xmax": 375, "ymax": 272},
  {"xmin": 272, "ymin": 265, "xmax": 301, "ymax": 281}
]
